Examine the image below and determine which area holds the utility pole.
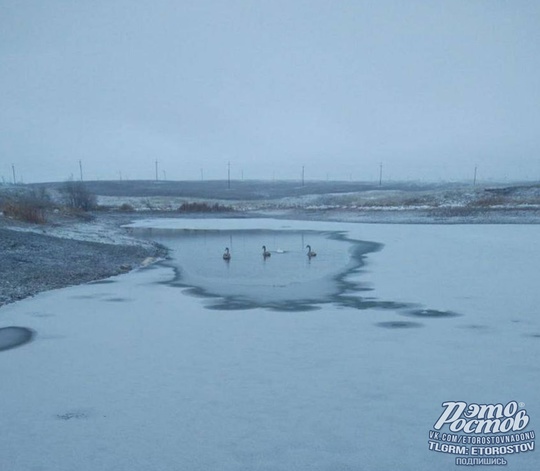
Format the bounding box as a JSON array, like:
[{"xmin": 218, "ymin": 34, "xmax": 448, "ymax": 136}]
[
  {"xmin": 227, "ymin": 161, "xmax": 231, "ymax": 189},
  {"xmin": 11, "ymin": 164, "xmax": 16, "ymax": 184},
  {"xmin": 379, "ymin": 163, "xmax": 383, "ymax": 186},
  {"xmin": 302, "ymin": 165, "xmax": 305, "ymax": 186},
  {"xmin": 79, "ymin": 160, "xmax": 83, "ymax": 181},
  {"xmin": 155, "ymin": 160, "xmax": 159, "ymax": 181},
  {"xmin": 473, "ymin": 165, "xmax": 478, "ymax": 186}
]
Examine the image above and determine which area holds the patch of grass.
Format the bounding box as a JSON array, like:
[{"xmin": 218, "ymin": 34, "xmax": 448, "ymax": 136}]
[
  {"xmin": 2, "ymin": 200, "xmax": 46, "ymax": 223},
  {"xmin": 177, "ymin": 202, "xmax": 235, "ymax": 213},
  {"xmin": 1, "ymin": 188, "xmax": 52, "ymax": 224},
  {"xmin": 119, "ymin": 203, "xmax": 135, "ymax": 212}
]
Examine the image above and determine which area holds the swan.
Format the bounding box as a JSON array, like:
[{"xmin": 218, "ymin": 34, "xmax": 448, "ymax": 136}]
[
  {"xmin": 262, "ymin": 245, "xmax": 271, "ymax": 257},
  {"xmin": 306, "ymin": 245, "xmax": 317, "ymax": 257},
  {"xmin": 223, "ymin": 247, "xmax": 231, "ymax": 260}
]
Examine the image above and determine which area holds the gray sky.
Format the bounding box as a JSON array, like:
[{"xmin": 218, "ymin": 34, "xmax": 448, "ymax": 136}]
[{"xmin": 1, "ymin": 0, "xmax": 539, "ymax": 183}]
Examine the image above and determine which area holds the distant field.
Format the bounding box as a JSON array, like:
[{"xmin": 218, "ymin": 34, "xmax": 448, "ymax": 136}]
[
  {"xmin": 2, "ymin": 180, "xmax": 539, "ymax": 222},
  {"xmin": 29, "ymin": 179, "xmax": 474, "ymax": 200},
  {"xmin": 1, "ymin": 178, "xmax": 539, "ymax": 225}
]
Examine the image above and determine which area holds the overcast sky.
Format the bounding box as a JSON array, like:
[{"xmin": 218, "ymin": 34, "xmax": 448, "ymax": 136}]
[{"xmin": 1, "ymin": 0, "xmax": 539, "ymax": 183}]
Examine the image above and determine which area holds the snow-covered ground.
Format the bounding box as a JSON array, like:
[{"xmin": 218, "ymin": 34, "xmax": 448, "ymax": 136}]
[
  {"xmin": 94, "ymin": 183, "xmax": 540, "ymax": 215},
  {"xmin": 3, "ymin": 216, "xmax": 152, "ymax": 247},
  {"xmin": 1, "ymin": 219, "xmax": 538, "ymax": 470}
]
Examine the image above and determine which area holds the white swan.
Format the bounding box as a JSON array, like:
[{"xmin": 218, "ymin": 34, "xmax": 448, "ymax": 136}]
[
  {"xmin": 306, "ymin": 245, "xmax": 317, "ymax": 257},
  {"xmin": 223, "ymin": 247, "xmax": 231, "ymax": 260}
]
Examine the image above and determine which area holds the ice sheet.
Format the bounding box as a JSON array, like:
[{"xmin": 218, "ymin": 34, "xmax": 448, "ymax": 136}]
[{"xmin": 1, "ymin": 219, "xmax": 538, "ymax": 470}]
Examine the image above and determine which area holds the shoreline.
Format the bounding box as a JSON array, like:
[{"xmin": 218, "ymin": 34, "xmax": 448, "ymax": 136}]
[{"xmin": 0, "ymin": 214, "xmax": 167, "ymax": 308}]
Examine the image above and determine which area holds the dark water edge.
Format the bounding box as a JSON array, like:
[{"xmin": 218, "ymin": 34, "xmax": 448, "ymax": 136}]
[
  {"xmin": 0, "ymin": 326, "xmax": 35, "ymax": 352},
  {"xmin": 135, "ymin": 227, "xmax": 465, "ymax": 329},
  {"xmin": 142, "ymin": 229, "xmax": 410, "ymax": 314}
]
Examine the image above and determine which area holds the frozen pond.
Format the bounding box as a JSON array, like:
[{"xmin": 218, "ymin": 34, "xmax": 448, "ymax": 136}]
[
  {"xmin": 133, "ymin": 227, "xmax": 385, "ymax": 311},
  {"xmin": 1, "ymin": 219, "xmax": 539, "ymax": 471},
  {"xmin": 132, "ymin": 222, "xmax": 460, "ymax": 319}
]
